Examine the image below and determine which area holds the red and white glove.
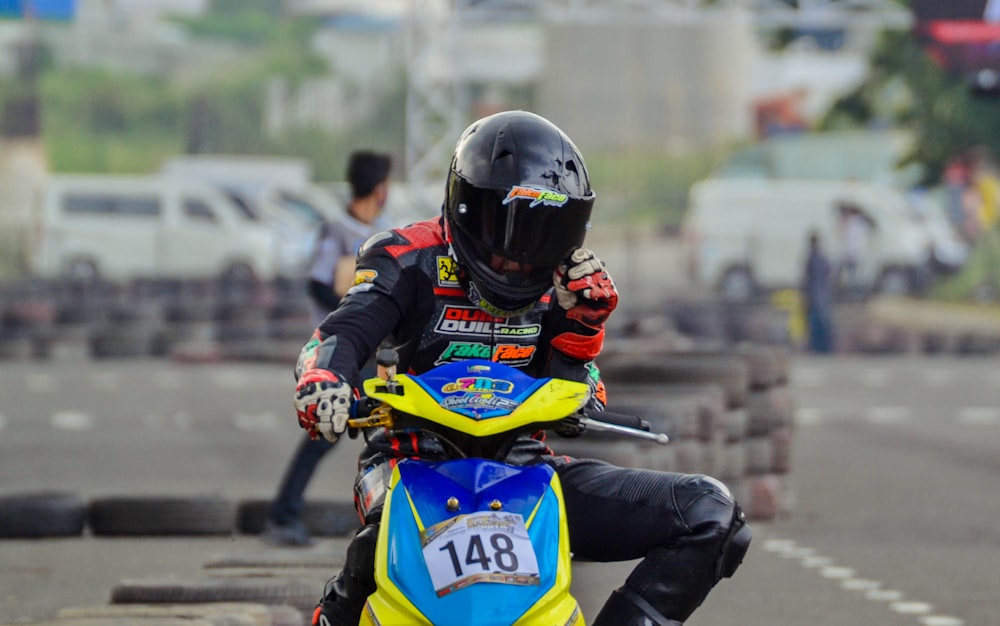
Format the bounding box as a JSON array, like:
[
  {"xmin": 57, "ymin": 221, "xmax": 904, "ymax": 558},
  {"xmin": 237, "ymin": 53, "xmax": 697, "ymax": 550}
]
[
  {"xmin": 553, "ymin": 248, "xmax": 619, "ymax": 327},
  {"xmin": 551, "ymin": 248, "xmax": 618, "ymax": 362},
  {"xmin": 293, "ymin": 369, "xmax": 352, "ymax": 442}
]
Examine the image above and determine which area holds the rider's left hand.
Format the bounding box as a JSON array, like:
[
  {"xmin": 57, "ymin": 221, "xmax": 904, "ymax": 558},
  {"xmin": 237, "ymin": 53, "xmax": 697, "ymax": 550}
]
[{"xmin": 554, "ymin": 247, "xmax": 618, "ymax": 328}]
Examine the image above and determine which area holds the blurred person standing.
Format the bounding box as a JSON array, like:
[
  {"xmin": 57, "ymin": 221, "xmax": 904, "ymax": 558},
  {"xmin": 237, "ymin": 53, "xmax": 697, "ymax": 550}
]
[
  {"xmin": 943, "ymin": 153, "xmax": 972, "ymax": 238},
  {"xmin": 802, "ymin": 230, "xmax": 835, "ymax": 354},
  {"xmin": 970, "ymin": 145, "xmax": 1000, "ymax": 236},
  {"xmin": 836, "ymin": 201, "xmax": 873, "ymax": 296},
  {"xmin": 261, "ymin": 150, "xmax": 392, "ymax": 546},
  {"xmin": 306, "ymin": 151, "xmax": 393, "ymax": 327}
]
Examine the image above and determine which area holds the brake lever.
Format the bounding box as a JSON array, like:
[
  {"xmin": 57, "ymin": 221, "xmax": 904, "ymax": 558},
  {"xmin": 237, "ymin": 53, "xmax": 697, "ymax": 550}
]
[{"xmin": 576, "ymin": 417, "xmax": 669, "ymax": 445}]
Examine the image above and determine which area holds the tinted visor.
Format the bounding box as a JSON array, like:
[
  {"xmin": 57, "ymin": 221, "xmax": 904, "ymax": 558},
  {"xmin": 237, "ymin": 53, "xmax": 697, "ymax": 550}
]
[{"xmin": 448, "ymin": 176, "xmax": 594, "ymax": 271}]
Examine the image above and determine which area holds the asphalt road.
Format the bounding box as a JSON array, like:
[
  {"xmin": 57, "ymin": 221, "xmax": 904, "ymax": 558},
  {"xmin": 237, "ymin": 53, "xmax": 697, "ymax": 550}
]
[{"xmin": 1, "ymin": 353, "xmax": 998, "ymax": 625}]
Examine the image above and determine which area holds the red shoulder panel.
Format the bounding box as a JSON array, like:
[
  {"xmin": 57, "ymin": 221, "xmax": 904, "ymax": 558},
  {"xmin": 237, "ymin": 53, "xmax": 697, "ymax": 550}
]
[{"xmin": 384, "ymin": 218, "xmax": 445, "ymax": 258}]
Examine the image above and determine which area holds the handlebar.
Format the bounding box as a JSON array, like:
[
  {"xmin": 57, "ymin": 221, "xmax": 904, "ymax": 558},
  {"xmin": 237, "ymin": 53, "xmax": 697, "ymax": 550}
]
[
  {"xmin": 585, "ymin": 410, "xmax": 651, "ymax": 432},
  {"xmin": 577, "ymin": 410, "xmax": 669, "ymax": 445}
]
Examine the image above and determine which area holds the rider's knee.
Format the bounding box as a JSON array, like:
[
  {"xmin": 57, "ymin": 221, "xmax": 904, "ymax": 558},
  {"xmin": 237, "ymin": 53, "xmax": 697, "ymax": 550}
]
[{"xmin": 676, "ymin": 474, "xmax": 752, "ymax": 581}]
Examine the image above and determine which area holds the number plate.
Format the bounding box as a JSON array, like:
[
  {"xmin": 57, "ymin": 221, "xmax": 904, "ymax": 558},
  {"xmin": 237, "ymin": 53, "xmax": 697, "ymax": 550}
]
[{"xmin": 420, "ymin": 511, "xmax": 540, "ymax": 597}]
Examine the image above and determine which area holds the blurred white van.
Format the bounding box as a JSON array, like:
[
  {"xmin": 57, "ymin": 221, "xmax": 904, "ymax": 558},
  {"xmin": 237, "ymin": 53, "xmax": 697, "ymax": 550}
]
[
  {"xmin": 159, "ymin": 155, "xmax": 335, "ymax": 277},
  {"xmin": 680, "ymin": 178, "xmax": 963, "ymax": 300},
  {"xmin": 31, "ymin": 175, "xmax": 278, "ymax": 282}
]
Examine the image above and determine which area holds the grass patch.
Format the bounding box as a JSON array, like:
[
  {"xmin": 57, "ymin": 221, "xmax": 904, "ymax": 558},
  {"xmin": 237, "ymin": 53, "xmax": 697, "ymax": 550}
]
[{"xmin": 43, "ymin": 128, "xmax": 183, "ymax": 174}]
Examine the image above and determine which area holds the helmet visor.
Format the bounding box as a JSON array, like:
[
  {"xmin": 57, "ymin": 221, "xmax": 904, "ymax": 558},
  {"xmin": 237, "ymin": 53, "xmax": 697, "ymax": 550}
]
[{"xmin": 448, "ymin": 176, "xmax": 595, "ymax": 271}]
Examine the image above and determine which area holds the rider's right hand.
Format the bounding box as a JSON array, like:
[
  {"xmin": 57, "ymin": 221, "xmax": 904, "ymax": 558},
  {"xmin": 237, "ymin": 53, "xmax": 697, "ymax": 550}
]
[{"xmin": 293, "ymin": 369, "xmax": 352, "ymax": 442}]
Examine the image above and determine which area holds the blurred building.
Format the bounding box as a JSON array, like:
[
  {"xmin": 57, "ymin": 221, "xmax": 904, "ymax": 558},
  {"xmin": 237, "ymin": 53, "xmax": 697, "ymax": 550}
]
[
  {"xmin": 0, "ymin": 0, "xmax": 910, "ymax": 171},
  {"xmin": 539, "ymin": 14, "xmax": 757, "ymax": 153}
]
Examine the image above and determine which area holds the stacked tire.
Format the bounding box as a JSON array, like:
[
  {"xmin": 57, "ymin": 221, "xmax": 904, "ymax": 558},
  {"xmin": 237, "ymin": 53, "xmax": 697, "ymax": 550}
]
[{"xmin": 554, "ymin": 342, "xmax": 794, "ymax": 521}]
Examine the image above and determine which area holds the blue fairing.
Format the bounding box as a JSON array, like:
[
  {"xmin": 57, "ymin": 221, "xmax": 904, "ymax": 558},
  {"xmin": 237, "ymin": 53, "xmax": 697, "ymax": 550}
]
[
  {"xmin": 386, "ymin": 458, "xmax": 562, "ymax": 626},
  {"xmin": 410, "ymin": 359, "xmax": 548, "ymax": 420}
]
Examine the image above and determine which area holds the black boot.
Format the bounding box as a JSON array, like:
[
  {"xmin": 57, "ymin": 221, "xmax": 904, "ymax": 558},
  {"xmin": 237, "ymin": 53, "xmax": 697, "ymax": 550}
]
[
  {"xmin": 313, "ymin": 572, "xmax": 366, "ymax": 626},
  {"xmin": 591, "ymin": 587, "xmax": 684, "ymax": 626},
  {"xmin": 311, "ymin": 524, "xmax": 378, "ymax": 626}
]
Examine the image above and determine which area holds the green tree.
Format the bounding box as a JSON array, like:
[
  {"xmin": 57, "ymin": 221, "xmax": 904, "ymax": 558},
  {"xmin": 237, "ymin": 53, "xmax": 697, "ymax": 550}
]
[{"xmin": 821, "ymin": 25, "xmax": 1000, "ymax": 184}]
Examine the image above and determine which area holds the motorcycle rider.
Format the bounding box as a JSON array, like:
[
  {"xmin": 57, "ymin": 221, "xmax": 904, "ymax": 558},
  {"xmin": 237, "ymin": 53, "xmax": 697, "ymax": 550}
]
[{"xmin": 293, "ymin": 110, "xmax": 751, "ymax": 626}]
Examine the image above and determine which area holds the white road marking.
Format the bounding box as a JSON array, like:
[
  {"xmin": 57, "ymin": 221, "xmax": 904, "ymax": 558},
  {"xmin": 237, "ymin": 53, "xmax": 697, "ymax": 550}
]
[
  {"xmin": 91, "ymin": 372, "xmax": 120, "ymax": 391},
  {"xmin": 957, "ymin": 407, "xmax": 1000, "ymax": 425},
  {"xmin": 790, "ymin": 368, "xmax": 825, "ymax": 388},
  {"xmin": 919, "ymin": 616, "xmax": 965, "ymax": 626},
  {"xmin": 232, "ymin": 411, "xmax": 280, "ymax": 431},
  {"xmin": 841, "ymin": 578, "xmax": 881, "ymax": 591},
  {"xmin": 779, "ymin": 546, "xmax": 815, "ymax": 559},
  {"xmin": 51, "ymin": 411, "xmax": 94, "ymax": 431},
  {"xmin": 861, "ymin": 368, "xmax": 890, "ymax": 388},
  {"xmin": 795, "ymin": 407, "xmax": 823, "ymax": 425},
  {"xmin": 26, "ymin": 372, "xmax": 56, "ymax": 393},
  {"xmin": 819, "ymin": 566, "xmax": 856, "ymax": 579},
  {"xmin": 867, "ymin": 589, "xmax": 905, "ymax": 602},
  {"xmin": 156, "ymin": 371, "xmax": 183, "ymax": 389},
  {"xmin": 213, "ymin": 370, "xmax": 247, "ymax": 389},
  {"xmin": 765, "ymin": 538, "xmax": 967, "ymax": 626},
  {"xmin": 762, "ymin": 539, "xmax": 796, "ymax": 552},
  {"xmin": 923, "ymin": 369, "xmax": 954, "ymax": 387},
  {"xmin": 891, "ymin": 601, "xmax": 933, "ymax": 615},
  {"xmin": 796, "ymin": 406, "xmax": 997, "ymax": 427},
  {"xmin": 867, "ymin": 406, "xmax": 912, "ymax": 424}
]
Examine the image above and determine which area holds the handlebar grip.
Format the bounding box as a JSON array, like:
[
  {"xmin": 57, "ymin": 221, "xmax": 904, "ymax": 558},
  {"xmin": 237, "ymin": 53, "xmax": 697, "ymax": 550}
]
[
  {"xmin": 585, "ymin": 410, "xmax": 651, "ymax": 432},
  {"xmin": 351, "ymin": 398, "xmax": 376, "ymax": 419}
]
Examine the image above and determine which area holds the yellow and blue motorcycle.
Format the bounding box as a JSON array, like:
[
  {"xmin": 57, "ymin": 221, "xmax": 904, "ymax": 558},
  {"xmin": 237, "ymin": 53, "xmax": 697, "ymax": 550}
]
[{"xmin": 346, "ymin": 356, "xmax": 668, "ymax": 626}]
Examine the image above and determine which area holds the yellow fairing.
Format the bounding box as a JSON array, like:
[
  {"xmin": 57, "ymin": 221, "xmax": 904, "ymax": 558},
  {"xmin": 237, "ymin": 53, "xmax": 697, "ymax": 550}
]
[
  {"xmin": 362, "ymin": 376, "xmax": 590, "ymax": 438},
  {"xmin": 360, "ymin": 462, "xmax": 586, "ymax": 626}
]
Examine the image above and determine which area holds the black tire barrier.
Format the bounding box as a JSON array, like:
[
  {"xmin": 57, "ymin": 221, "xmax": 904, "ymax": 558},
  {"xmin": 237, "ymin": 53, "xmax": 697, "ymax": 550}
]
[
  {"xmin": 745, "ymin": 386, "xmax": 795, "ymax": 437},
  {"xmin": 734, "ymin": 342, "xmax": 790, "ymax": 388},
  {"xmin": 236, "ymin": 499, "xmax": 360, "ymax": 538},
  {"xmin": 0, "ymin": 493, "xmax": 362, "ymax": 540},
  {"xmin": 0, "ymin": 491, "xmax": 87, "ymax": 538},
  {"xmin": 57, "ymin": 603, "xmax": 304, "ymax": 626},
  {"xmin": 599, "ymin": 352, "xmax": 749, "ymax": 409},
  {"xmin": 203, "ymin": 552, "xmax": 343, "ymax": 571},
  {"xmin": 88, "ymin": 496, "xmax": 237, "ymax": 536},
  {"xmin": 605, "ymin": 387, "xmax": 719, "ymax": 442},
  {"xmin": 18, "ymin": 617, "xmax": 227, "ymax": 625},
  {"xmin": 110, "ymin": 576, "xmax": 322, "ymax": 620}
]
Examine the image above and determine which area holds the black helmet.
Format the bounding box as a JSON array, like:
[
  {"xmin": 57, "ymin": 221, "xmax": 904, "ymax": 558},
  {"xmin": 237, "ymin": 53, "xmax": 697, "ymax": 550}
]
[{"xmin": 444, "ymin": 110, "xmax": 595, "ymax": 317}]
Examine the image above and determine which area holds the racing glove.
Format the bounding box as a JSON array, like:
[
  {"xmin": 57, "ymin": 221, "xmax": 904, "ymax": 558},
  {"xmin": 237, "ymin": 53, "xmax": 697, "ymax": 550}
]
[
  {"xmin": 293, "ymin": 369, "xmax": 352, "ymax": 442},
  {"xmin": 551, "ymin": 248, "xmax": 619, "ymax": 361}
]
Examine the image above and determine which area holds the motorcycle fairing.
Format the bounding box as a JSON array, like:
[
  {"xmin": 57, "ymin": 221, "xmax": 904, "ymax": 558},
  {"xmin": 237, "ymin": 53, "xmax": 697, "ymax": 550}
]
[
  {"xmin": 362, "ymin": 359, "xmax": 590, "ymax": 438},
  {"xmin": 362, "ymin": 457, "xmax": 581, "ymax": 626}
]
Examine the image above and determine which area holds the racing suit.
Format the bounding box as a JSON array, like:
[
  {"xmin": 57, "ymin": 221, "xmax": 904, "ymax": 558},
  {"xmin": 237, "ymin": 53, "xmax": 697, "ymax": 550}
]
[{"xmin": 297, "ymin": 217, "xmax": 751, "ymax": 625}]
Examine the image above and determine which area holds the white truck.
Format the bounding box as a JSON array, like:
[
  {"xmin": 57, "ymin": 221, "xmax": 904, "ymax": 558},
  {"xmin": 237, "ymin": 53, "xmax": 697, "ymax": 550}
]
[{"xmin": 679, "ymin": 178, "xmax": 968, "ymax": 300}]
